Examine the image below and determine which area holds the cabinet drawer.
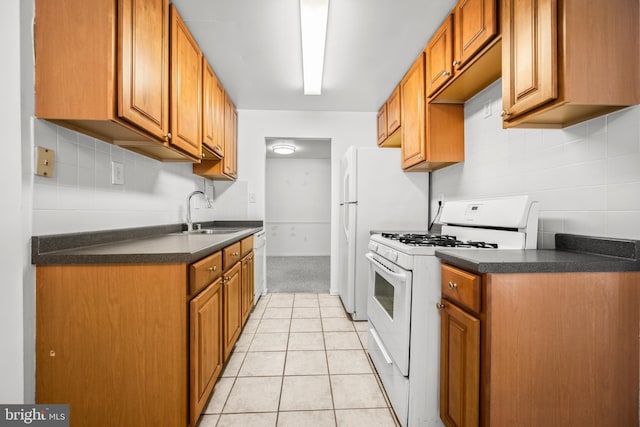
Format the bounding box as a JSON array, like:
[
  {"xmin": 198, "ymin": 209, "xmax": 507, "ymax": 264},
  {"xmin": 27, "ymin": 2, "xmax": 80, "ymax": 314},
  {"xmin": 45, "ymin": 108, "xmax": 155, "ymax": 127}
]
[
  {"xmin": 441, "ymin": 264, "xmax": 481, "ymax": 313},
  {"xmin": 240, "ymin": 235, "xmax": 254, "ymax": 258},
  {"xmin": 190, "ymin": 251, "xmax": 222, "ymax": 295},
  {"xmin": 223, "ymin": 242, "xmax": 241, "ymax": 271}
]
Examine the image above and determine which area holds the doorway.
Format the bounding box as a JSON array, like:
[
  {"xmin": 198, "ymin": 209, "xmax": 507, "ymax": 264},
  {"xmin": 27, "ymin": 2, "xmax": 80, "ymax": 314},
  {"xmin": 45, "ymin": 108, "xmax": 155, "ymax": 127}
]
[{"xmin": 264, "ymin": 137, "xmax": 331, "ymax": 293}]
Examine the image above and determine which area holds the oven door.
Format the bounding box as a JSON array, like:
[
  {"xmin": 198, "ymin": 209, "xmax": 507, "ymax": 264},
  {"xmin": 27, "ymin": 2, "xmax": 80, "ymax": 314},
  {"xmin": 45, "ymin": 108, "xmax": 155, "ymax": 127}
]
[{"xmin": 365, "ymin": 252, "xmax": 412, "ymax": 376}]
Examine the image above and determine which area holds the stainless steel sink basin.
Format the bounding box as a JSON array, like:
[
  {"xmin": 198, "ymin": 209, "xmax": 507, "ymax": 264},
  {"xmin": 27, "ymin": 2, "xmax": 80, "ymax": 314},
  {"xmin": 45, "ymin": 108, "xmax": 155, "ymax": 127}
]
[{"xmin": 177, "ymin": 228, "xmax": 243, "ymax": 235}]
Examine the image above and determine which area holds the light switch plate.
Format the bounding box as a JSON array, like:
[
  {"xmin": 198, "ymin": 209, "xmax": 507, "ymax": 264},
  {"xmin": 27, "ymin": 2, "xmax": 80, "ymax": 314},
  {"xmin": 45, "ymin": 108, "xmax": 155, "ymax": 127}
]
[
  {"xmin": 482, "ymin": 102, "xmax": 492, "ymax": 118},
  {"xmin": 111, "ymin": 161, "xmax": 124, "ymax": 185},
  {"xmin": 36, "ymin": 146, "xmax": 55, "ymax": 177}
]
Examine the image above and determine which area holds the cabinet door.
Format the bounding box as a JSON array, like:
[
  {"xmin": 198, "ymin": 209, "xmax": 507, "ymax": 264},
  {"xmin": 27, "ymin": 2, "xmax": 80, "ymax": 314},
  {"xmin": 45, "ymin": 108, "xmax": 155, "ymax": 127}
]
[
  {"xmin": 501, "ymin": 0, "xmax": 557, "ymax": 120},
  {"xmin": 223, "ymin": 262, "xmax": 242, "ymax": 361},
  {"xmin": 400, "ymin": 53, "xmax": 426, "ymax": 170},
  {"xmin": 213, "ymin": 80, "xmax": 226, "ymax": 157},
  {"xmin": 241, "ymin": 252, "xmax": 255, "ymax": 326},
  {"xmin": 453, "ymin": 0, "xmax": 498, "ymax": 69},
  {"xmin": 377, "ymin": 104, "xmax": 388, "ymax": 145},
  {"xmin": 386, "ymin": 87, "xmax": 401, "ymax": 134},
  {"xmin": 426, "ymin": 15, "xmax": 454, "ymax": 97},
  {"xmin": 202, "ymin": 60, "xmax": 222, "ymax": 159},
  {"xmin": 440, "ymin": 301, "xmax": 480, "ymax": 427},
  {"xmin": 223, "ymin": 97, "xmax": 238, "ymax": 178},
  {"xmin": 190, "ymin": 279, "xmax": 223, "ymax": 427},
  {"xmin": 119, "ymin": 0, "xmax": 169, "ymax": 141},
  {"xmin": 170, "ymin": 4, "xmax": 202, "ymax": 159}
]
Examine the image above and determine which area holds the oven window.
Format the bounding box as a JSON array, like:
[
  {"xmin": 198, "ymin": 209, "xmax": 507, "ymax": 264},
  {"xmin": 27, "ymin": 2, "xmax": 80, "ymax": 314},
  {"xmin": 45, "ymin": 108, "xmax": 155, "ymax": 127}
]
[{"xmin": 374, "ymin": 272, "xmax": 394, "ymax": 319}]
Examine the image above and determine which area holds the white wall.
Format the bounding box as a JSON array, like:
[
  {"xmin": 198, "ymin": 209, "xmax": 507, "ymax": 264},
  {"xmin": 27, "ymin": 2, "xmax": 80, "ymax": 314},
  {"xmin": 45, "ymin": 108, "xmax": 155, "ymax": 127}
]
[
  {"xmin": 266, "ymin": 157, "xmax": 331, "ymax": 256},
  {"xmin": 0, "ymin": 0, "xmax": 26, "ymax": 403},
  {"xmin": 31, "ymin": 121, "xmax": 223, "ymax": 235},
  {"xmin": 237, "ymin": 110, "xmax": 377, "ymax": 292},
  {"xmin": 433, "ymin": 79, "xmax": 640, "ymax": 248}
]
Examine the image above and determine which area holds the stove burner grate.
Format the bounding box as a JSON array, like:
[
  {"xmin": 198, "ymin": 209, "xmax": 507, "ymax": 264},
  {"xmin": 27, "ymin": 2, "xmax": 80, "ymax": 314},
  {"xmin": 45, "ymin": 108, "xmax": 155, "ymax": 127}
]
[{"xmin": 380, "ymin": 232, "xmax": 498, "ymax": 249}]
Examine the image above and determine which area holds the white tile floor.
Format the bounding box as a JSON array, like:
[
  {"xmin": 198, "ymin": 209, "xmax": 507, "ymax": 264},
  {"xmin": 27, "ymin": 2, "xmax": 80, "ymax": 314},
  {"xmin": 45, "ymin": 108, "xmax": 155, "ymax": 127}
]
[{"xmin": 197, "ymin": 293, "xmax": 399, "ymax": 427}]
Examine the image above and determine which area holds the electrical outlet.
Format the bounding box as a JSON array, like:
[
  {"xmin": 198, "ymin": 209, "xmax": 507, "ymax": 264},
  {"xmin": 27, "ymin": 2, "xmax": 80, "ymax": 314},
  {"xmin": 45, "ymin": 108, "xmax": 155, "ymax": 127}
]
[{"xmin": 111, "ymin": 161, "xmax": 124, "ymax": 185}]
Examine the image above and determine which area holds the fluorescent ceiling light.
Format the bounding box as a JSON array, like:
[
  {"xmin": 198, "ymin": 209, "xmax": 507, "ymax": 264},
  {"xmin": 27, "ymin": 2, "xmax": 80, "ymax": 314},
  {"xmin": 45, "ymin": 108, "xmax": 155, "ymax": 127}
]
[
  {"xmin": 300, "ymin": 0, "xmax": 329, "ymax": 95},
  {"xmin": 272, "ymin": 144, "xmax": 296, "ymax": 155}
]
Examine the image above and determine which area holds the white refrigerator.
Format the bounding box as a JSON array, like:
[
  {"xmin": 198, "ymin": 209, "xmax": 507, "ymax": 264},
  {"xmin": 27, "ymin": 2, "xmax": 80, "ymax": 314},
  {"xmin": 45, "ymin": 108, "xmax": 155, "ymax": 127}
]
[{"xmin": 338, "ymin": 146, "xmax": 429, "ymax": 320}]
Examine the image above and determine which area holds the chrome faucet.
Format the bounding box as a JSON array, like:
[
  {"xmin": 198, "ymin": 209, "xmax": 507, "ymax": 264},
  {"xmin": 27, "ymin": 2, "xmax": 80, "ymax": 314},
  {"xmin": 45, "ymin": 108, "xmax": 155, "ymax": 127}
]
[{"xmin": 186, "ymin": 190, "xmax": 212, "ymax": 231}]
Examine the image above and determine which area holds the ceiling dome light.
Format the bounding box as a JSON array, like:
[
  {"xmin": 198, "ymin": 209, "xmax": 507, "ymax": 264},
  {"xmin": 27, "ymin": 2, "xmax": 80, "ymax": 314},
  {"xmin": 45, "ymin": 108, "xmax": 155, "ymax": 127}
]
[{"xmin": 272, "ymin": 144, "xmax": 296, "ymax": 155}]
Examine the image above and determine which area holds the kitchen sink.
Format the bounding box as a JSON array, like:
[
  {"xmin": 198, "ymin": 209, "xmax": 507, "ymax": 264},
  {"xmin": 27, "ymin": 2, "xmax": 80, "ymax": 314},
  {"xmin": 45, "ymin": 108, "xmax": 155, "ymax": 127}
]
[
  {"xmin": 191, "ymin": 228, "xmax": 242, "ymax": 235},
  {"xmin": 172, "ymin": 228, "xmax": 243, "ymax": 235}
]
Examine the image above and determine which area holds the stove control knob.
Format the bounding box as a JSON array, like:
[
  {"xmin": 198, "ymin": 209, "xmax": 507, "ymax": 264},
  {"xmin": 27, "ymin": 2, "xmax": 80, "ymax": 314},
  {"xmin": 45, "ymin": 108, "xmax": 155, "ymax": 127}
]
[
  {"xmin": 369, "ymin": 242, "xmax": 379, "ymax": 251},
  {"xmin": 388, "ymin": 250, "xmax": 398, "ymax": 262}
]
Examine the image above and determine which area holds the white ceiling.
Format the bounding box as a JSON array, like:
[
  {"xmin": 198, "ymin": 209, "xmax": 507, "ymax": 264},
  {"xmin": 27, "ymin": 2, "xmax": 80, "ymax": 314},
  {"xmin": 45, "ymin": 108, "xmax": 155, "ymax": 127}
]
[{"xmin": 172, "ymin": 0, "xmax": 458, "ymax": 112}]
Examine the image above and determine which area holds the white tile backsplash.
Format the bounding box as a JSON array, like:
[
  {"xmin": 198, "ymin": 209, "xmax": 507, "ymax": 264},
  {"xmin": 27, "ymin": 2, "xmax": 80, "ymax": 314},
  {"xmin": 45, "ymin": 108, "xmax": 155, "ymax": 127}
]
[
  {"xmin": 432, "ymin": 79, "xmax": 640, "ymax": 246},
  {"xmin": 32, "ymin": 120, "xmax": 221, "ymax": 235}
]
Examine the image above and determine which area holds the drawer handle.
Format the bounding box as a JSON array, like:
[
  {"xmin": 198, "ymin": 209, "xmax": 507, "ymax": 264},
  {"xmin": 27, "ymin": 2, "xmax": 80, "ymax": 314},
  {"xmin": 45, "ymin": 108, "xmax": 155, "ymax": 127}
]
[
  {"xmin": 208, "ymin": 266, "xmax": 217, "ymax": 272},
  {"xmin": 232, "ymin": 251, "xmax": 239, "ymax": 257},
  {"xmin": 452, "ymin": 60, "xmax": 460, "ymax": 66},
  {"xmin": 441, "ymin": 71, "xmax": 451, "ymax": 77},
  {"xmin": 436, "ymin": 302, "xmax": 446, "ymax": 310},
  {"xmin": 448, "ymin": 281, "xmax": 457, "ymax": 289}
]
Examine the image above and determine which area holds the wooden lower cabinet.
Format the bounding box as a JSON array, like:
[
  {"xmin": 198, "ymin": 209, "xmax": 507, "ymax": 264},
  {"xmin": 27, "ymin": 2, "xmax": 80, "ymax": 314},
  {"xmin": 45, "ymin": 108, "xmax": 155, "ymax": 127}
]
[
  {"xmin": 36, "ymin": 264, "xmax": 189, "ymax": 427},
  {"xmin": 439, "ymin": 300, "xmax": 480, "ymax": 427},
  {"xmin": 241, "ymin": 251, "xmax": 255, "ymax": 326},
  {"xmin": 222, "ymin": 261, "xmax": 242, "ymax": 361},
  {"xmin": 189, "ymin": 278, "xmax": 223, "ymax": 427},
  {"xmin": 438, "ymin": 264, "xmax": 640, "ymax": 427},
  {"xmin": 35, "ymin": 234, "xmax": 259, "ymax": 427}
]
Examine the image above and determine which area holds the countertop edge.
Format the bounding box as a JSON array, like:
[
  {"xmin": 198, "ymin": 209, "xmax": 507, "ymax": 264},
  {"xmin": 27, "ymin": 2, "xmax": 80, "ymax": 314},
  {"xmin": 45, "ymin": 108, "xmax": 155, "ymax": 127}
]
[
  {"xmin": 435, "ymin": 251, "xmax": 640, "ymax": 274},
  {"xmin": 32, "ymin": 223, "xmax": 263, "ymax": 266}
]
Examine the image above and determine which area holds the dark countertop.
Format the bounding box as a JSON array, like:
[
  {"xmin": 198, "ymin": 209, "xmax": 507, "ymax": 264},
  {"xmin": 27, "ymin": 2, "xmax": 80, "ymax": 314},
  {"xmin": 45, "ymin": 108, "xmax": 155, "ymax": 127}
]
[
  {"xmin": 32, "ymin": 221, "xmax": 263, "ymax": 265},
  {"xmin": 435, "ymin": 234, "xmax": 640, "ymax": 273}
]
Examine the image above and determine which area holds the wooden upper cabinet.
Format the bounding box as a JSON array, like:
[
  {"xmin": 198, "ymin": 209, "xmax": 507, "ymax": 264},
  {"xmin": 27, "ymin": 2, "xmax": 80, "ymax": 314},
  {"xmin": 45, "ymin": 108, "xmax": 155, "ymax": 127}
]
[
  {"xmin": 453, "ymin": 0, "xmax": 498, "ymax": 70},
  {"xmin": 401, "ymin": 53, "xmax": 464, "ymax": 171},
  {"xmin": 377, "ymin": 104, "xmax": 388, "ymax": 145},
  {"xmin": 223, "ymin": 96, "xmax": 238, "ymax": 178},
  {"xmin": 202, "ymin": 60, "xmax": 222, "ymax": 160},
  {"xmin": 386, "ymin": 87, "xmax": 401, "ymax": 134},
  {"xmin": 501, "ymin": 0, "xmax": 640, "ymax": 128},
  {"xmin": 213, "ymin": 79, "xmax": 227, "ymax": 157},
  {"xmin": 501, "ymin": 0, "xmax": 557, "ymax": 121},
  {"xmin": 377, "ymin": 86, "xmax": 402, "ymax": 147},
  {"xmin": 170, "ymin": 5, "xmax": 202, "ymax": 160},
  {"xmin": 425, "ymin": 15, "xmax": 454, "ymax": 97},
  {"xmin": 119, "ymin": 0, "xmax": 169, "ymax": 141},
  {"xmin": 201, "ymin": 60, "xmax": 225, "ymax": 160},
  {"xmin": 193, "ymin": 91, "xmax": 237, "ymax": 180},
  {"xmin": 35, "ymin": 0, "xmax": 193, "ymax": 161},
  {"xmin": 401, "ymin": 53, "xmax": 427, "ymax": 169}
]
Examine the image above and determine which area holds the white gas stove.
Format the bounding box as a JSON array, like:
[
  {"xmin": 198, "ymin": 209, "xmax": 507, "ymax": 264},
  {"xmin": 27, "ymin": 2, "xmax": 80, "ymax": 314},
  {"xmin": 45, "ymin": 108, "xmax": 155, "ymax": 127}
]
[{"xmin": 366, "ymin": 196, "xmax": 539, "ymax": 426}]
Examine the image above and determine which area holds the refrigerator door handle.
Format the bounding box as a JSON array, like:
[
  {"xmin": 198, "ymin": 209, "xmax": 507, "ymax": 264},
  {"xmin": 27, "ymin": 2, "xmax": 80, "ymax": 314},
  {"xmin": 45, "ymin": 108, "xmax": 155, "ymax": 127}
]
[
  {"xmin": 339, "ymin": 201, "xmax": 357, "ymax": 206},
  {"xmin": 342, "ymin": 205, "xmax": 348, "ymax": 241}
]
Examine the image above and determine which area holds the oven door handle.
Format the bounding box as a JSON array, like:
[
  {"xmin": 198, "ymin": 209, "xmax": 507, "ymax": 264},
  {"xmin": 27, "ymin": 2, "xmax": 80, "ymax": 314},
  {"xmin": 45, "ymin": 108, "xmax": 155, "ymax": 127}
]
[{"xmin": 365, "ymin": 253, "xmax": 410, "ymax": 282}]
